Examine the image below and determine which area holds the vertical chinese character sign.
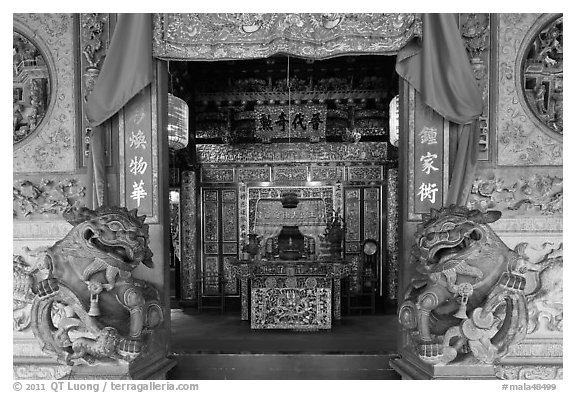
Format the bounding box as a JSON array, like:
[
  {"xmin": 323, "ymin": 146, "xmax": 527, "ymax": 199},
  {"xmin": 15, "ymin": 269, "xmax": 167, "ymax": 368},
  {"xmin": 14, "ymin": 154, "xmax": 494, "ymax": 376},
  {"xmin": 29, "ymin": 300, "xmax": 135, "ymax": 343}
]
[
  {"xmin": 414, "ymin": 123, "xmax": 445, "ymax": 214},
  {"xmin": 409, "ymin": 93, "xmax": 448, "ymax": 218},
  {"xmin": 123, "ymin": 88, "xmax": 154, "ymax": 217}
]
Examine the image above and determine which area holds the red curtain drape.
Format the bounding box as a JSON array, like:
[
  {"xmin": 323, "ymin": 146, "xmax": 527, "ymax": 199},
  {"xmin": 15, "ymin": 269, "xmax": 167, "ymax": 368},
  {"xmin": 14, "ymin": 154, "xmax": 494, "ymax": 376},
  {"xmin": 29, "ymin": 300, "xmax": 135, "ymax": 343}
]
[
  {"xmin": 395, "ymin": 13, "xmax": 483, "ymax": 206},
  {"xmin": 85, "ymin": 13, "xmax": 153, "ymax": 208}
]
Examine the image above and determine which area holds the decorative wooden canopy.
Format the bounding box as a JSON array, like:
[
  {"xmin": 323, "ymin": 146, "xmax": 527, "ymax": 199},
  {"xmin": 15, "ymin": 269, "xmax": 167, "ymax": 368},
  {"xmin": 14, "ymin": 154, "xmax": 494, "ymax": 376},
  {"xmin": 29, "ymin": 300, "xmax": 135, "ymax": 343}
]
[{"xmin": 153, "ymin": 13, "xmax": 421, "ymax": 61}]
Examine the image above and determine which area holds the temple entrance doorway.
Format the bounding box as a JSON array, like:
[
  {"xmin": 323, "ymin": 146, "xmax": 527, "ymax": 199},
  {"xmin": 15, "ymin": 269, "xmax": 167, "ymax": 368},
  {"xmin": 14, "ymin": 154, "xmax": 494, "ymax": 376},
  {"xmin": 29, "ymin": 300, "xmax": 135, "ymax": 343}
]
[{"xmin": 165, "ymin": 53, "xmax": 402, "ymax": 378}]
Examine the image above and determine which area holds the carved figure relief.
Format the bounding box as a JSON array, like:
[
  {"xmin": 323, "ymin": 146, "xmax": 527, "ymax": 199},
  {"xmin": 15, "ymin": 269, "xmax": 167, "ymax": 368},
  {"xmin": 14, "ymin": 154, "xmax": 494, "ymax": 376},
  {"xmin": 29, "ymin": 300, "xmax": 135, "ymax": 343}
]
[
  {"xmin": 13, "ymin": 14, "xmax": 76, "ymax": 173},
  {"xmin": 13, "ymin": 31, "xmax": 50, "ymax": 144},
  {"xmin": 399, "ymin": 206, "xmax": 537, "ymax": 365},
  {"xmin": 15, "ymin": 207, "xmax": 164, "ymax": 365},
  {"xmin": 513, "ymin": 242, "xmax": 563, "ymax": 335}
]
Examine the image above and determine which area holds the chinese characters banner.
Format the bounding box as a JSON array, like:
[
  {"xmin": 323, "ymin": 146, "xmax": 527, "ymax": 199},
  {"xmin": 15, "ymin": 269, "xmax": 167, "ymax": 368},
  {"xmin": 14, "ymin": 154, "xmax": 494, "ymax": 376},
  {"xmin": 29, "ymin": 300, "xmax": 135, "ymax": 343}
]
[
  {"xmin": 409, "ymin": 92, "xmax": 448, "ymax": 219},
  {"xmin": 122, "ymin": 87, "xmax": 154, "ymax": 217}
]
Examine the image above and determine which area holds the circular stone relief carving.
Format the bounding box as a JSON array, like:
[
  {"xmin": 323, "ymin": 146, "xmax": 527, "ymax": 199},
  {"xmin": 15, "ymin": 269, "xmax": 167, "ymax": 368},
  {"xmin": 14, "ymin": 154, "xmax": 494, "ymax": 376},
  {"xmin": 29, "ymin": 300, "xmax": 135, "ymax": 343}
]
[
  {"xmin": 519, "ymin": 15, "xmax": 563, "ymax": 137},
  {"xmin": 13, "ymin": 31, "xmax": 51, "ymax": 145}
]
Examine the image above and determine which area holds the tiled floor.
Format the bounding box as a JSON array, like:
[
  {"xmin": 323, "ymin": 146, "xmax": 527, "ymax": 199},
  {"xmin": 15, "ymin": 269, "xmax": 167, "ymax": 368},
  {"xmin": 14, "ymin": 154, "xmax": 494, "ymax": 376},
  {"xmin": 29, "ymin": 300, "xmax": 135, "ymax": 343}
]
[{"xmin": 169, "ymin": 308, "xmax": 399, "ymax": 354}]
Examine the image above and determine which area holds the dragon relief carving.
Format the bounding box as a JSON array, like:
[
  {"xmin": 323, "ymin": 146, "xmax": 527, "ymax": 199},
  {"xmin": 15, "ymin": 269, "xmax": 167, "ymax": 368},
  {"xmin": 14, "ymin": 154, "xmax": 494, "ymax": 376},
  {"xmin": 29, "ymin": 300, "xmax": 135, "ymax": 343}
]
[
  {"xmin": 398, "ymin": 206, "xmax": 549, "ymax": 365},
  {"xmin": 14, "ymin": 206, "xmax": 163, "ymax": 366}
]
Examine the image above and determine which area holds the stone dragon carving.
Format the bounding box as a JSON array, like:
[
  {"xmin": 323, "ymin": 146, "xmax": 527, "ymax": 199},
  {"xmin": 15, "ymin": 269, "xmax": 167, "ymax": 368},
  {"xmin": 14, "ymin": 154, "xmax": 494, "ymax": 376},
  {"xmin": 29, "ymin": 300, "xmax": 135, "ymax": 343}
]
[
  {"xmin": 18, "ymin": 206, "xmax": 163, "ymax": 365},
  {"xmin": 399, "ymin": 205, "xmax": 549, "ymax": 365}
]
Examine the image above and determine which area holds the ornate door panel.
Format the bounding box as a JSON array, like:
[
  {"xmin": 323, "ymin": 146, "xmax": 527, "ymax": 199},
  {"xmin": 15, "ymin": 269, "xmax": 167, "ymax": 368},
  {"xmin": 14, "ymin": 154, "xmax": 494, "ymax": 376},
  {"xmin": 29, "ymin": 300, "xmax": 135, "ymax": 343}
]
[
  {"xmin": 344, "ymin": 185, "xmax": 383, "ymax": 294},
  {"xmin": 201, "ymin": 188, "xmax": 239, "ymax": 295}
]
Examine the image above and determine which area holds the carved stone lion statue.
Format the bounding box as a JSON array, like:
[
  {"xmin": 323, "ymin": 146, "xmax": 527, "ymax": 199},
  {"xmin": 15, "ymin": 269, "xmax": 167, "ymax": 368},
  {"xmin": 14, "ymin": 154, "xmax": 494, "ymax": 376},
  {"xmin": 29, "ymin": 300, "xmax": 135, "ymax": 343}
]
[
  {"xmin": 399, "ymin": 205, "xmax": 541, "ymax": 365},
  {"xmin": 20, "ymin": 206, "xmax": 163, "ymax": 365}
]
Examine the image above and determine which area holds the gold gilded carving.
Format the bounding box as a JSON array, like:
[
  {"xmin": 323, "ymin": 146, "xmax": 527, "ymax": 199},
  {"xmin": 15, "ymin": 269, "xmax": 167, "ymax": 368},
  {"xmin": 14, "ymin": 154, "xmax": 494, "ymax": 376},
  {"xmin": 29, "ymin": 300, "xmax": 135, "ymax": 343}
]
[
  {"xmin": 196, "ymin": 142, "xmax": 388, "ymax": 164},
  {"xmin": 154, "ymin": 13, "xmax": 422, "ymax": 60},
  {"xmin": 386, "ymin": 168, "xmax": 399, "ymax": 300},
  {"xmin": 180, "ymin": 171, "xmax": 198, "ymax": 300}
]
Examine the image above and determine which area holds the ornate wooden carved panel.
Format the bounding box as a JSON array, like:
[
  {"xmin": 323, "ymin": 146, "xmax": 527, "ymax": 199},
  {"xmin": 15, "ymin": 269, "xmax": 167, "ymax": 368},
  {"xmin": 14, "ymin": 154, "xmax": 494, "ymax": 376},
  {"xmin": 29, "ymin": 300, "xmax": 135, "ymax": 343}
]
[
  {"xmin": 386, "ymin": 168, "xmax": 399, "ymax": 300},
  {"xmin": 273, "ymin": 167, "xmax": 308, "ymax": 182},
  {"xmin": 237, "ymin": 167, "xmax": 271, "ymax": 182},
  {"xmin": 196, "ymin": 142, "xmax": 389, "ymax": 164},
  {"xmin": 310, "ymin": 166, "xmax": 344, "ymax": 182},
  {"xmin": 153, "ymin": 13, "xmax": 421, "ymax": 60},
  {"xmin": 180, "ymin": 171, "xmax": 197, "ymax": 300},
  {"xmin": 251, "ymin": 278, "xmax": 332, "ymax": 330}
]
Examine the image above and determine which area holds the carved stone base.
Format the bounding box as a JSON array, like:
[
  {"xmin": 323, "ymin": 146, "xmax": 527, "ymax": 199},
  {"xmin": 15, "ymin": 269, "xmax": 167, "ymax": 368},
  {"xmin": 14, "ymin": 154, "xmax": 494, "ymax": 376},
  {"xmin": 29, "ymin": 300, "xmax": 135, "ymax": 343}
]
[
  {"xmin": 389, "ymin": 352, "xmax": 497, "ymax": 380},
  {"xmin": 66, "ymin": 352, "xmax": 176, "ymax": 380}
]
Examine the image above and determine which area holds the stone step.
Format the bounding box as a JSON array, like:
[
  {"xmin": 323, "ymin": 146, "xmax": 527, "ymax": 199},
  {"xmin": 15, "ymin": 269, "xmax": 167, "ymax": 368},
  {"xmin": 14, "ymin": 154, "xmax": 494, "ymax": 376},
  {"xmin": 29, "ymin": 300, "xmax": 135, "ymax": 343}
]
[{"xmin": 168, "ymin": 353, "xmax": 400, "ymax": 380}]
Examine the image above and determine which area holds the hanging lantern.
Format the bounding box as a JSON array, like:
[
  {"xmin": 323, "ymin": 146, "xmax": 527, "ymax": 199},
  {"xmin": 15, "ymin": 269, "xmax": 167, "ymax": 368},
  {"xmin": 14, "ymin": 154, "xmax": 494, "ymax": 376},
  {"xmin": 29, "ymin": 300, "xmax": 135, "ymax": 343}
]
[{"xmin": 167, "ymin": 93, "xmax": 189, "ymax": 150}]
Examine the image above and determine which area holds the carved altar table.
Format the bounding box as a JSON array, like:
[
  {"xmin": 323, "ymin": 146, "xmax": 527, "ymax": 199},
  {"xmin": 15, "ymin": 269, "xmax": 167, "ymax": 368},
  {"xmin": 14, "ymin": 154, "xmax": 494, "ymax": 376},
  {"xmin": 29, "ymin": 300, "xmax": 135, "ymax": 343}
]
[{"xmin": 231, "ymin": 259, "xmax": 350, "ymax": 330}]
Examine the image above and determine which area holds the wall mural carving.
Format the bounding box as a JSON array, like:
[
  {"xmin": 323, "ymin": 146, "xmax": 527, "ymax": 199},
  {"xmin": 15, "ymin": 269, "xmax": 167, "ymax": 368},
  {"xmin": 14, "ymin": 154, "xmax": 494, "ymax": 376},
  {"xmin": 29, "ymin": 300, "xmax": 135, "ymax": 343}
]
[
  {"xmin": 497, "ymin": 13, "xmax": 562, "ymax": 166},
  {"xmin": 14, "ymin": 14, "xmax": 76, "ymax": 173},
  {"xmin": 13, "ymin": 178, "xmax": 86, "ymax": 218},
  {"xmin": 153, "ymin": 13, "xmax": 422, "ymax": 60},
  {"xmin": 14, "ymin": 207, "xmax": 164, "ymax": 365},
  {"xmin": 467, "ymin": 174, "xmax": 562, "ymax": 216}
]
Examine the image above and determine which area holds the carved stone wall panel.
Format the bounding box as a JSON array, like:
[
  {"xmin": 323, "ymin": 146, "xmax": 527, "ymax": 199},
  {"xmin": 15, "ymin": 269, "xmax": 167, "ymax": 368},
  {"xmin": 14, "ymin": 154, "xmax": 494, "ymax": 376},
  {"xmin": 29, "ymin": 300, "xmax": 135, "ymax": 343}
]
[
  {"xmin": 14, "ymin": 364, "xmax": 71, "ymax": 380},
  {"xmin": 13, "ymin": 14, "xmax": 76, "ymax": 173},
  {"xmin": 13, "ymin": 177, "xmax": 87, "ymax": 219},
  {"xmin": 495, "ymin": 365, "xmax": 562, "ymax": 380},
  {"xmin": 496, "ymin": 14, "xmax": 562, "ymax": 166},
  {"xmin": 467, "ymin": 169, "xmax": 562, "ymax": 218}
]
